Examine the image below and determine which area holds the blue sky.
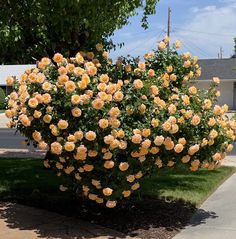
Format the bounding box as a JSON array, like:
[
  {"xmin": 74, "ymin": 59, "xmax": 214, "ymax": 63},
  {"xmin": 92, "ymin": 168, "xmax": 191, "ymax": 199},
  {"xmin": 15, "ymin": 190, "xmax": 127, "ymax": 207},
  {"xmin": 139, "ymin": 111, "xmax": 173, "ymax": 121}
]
[{"xmin": 110, "ymin": 0, "xmax": 236, "ymax": 59}]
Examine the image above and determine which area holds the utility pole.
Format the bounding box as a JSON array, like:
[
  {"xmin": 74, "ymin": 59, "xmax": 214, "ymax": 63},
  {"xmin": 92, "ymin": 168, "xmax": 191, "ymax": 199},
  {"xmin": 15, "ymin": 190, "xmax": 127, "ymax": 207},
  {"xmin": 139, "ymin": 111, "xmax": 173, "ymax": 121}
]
[
  {"xmin": 167, "ymin": 7, "xmax": 171, "ymax": 38},
  {"xmin": 219, "ymin": 47, "xmax": 223, "ymax": 59}
]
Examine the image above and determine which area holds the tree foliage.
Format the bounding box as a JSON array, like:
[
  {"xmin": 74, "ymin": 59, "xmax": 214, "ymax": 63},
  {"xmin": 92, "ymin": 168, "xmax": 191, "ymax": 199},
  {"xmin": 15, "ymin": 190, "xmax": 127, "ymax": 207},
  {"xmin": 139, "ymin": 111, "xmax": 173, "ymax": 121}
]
[
  {"xmin": 0, "ymin": 0, "xmax": 158, "ymax": 64},
  {"xmin": 0, "ymin": 87, "xmax": 6, "ymax": 109}
]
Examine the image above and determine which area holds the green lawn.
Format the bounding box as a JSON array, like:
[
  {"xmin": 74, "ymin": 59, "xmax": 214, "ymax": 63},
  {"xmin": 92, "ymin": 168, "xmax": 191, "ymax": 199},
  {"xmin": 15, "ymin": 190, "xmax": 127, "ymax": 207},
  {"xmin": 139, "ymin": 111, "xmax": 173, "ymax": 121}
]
[{"xmin": 0, "ymin": 158, "xmax": 235, "ymax": 208}]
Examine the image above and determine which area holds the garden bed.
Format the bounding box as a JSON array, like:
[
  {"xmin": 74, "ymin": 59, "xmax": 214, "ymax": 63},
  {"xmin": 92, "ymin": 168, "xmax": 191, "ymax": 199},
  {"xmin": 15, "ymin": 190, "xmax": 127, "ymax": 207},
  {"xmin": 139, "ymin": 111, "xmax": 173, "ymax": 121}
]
[{"xmin": 0, "ymin": 157, "xmax": 235, "ymax": 239}]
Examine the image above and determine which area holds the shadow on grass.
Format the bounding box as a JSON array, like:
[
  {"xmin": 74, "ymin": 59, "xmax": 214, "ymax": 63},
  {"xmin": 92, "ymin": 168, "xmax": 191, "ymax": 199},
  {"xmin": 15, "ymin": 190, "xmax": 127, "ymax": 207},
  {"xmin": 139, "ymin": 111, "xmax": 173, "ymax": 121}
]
[{"xmin": 0, "ymin": 158, "xmax": 220, "ymax": 239}]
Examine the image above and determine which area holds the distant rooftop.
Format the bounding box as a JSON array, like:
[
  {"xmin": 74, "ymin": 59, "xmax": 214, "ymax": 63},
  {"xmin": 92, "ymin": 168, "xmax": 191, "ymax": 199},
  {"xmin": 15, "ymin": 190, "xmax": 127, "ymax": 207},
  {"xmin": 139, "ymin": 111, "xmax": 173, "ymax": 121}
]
[{"xmin": 198, "ymin": 58, "xmax": 236, "ymax": 80}]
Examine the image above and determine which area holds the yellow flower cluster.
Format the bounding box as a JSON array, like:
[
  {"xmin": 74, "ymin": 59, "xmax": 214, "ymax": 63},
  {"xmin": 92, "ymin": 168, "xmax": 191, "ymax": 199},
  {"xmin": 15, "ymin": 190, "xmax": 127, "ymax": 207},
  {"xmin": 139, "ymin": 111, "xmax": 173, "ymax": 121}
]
[{"xmin": 5, "ymin": 39, "xmax": 236, "ymax": 207}]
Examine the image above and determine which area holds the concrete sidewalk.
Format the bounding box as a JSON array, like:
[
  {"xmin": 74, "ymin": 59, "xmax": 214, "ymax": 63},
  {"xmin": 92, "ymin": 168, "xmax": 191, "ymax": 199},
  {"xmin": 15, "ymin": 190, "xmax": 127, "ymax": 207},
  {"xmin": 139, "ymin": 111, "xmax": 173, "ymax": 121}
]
[
  {"xmin": 0, "ymin": 113, "xmax": 8, "ymax": 128},
  {"xmin": 173, "ymin": 168, "xmax": 236, "ymax": 239},
  {"xmin": 0, "ymin": 202, "xmax": 135, "ymax": 239}
]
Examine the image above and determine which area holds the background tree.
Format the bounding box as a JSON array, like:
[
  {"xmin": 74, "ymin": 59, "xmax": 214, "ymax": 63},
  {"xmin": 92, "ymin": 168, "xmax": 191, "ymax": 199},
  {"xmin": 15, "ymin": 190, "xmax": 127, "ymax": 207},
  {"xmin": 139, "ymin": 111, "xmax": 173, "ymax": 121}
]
[
  {"xmin": 233, "ymin": 37, "xmax": 236, "ymax": 58},
  {"xmin": 0, "ymin": 0, "xmax": 158, "ymax": 64}
]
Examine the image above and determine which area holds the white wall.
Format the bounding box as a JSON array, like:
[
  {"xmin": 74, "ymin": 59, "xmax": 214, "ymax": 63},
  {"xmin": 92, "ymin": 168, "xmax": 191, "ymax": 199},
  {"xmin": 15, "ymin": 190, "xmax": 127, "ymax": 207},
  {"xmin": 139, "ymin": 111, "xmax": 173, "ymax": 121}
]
[
  {"xmin": 195, "ymin": 81, "xmax": 234, "ymax": 110},
  {"xmin": 0, "ymin": 65, "xmax": 35, "ymax": 86}
]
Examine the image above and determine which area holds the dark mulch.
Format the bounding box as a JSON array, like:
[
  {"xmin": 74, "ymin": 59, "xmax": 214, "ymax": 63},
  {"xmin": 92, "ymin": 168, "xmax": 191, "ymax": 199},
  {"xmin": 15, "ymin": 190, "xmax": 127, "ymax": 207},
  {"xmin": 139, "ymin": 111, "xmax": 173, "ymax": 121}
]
[{"xmin": 2, "ymin": 192, "xmax": 200, "ymax": 239}]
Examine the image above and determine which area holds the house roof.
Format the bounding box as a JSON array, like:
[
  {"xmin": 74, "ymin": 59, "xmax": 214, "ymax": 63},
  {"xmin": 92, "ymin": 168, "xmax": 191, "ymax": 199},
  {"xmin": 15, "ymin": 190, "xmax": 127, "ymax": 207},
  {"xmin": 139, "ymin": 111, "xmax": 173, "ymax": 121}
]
[
  {"xmin": 0, "ymin": 64, "xmax": 35, "ymax": 86},
  {"xmin": 198, "ymin": 58, "xmax": 236, "ymax": 80}
]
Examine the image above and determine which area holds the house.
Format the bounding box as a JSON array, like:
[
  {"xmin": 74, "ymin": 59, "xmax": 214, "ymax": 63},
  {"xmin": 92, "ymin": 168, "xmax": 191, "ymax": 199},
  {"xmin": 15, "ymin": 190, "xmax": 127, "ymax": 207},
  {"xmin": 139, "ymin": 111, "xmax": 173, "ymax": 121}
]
[
  {"xmin": 0, "ymin": 65, "xmax": 35, "ymax": 95},
  {"xmin": 195, "ymin": 58, "xmax": 236, "ymax": 110}
]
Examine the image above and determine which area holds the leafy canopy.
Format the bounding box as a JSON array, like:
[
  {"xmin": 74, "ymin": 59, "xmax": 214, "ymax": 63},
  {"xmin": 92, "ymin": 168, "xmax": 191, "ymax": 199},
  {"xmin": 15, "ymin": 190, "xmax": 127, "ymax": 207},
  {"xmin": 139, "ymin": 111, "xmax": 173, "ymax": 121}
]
[{"xmin": 0, "ymin": 0, "xmax": 159, "ymax": 64}]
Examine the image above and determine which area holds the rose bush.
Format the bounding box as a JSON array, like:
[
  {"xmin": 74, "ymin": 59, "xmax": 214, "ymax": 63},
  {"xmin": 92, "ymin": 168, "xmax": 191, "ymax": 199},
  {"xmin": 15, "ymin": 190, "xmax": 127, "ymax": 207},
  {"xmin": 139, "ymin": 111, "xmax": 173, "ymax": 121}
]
[{"xmin": 5, "ymin": 38, "xmax": 236, "ymax": 208}]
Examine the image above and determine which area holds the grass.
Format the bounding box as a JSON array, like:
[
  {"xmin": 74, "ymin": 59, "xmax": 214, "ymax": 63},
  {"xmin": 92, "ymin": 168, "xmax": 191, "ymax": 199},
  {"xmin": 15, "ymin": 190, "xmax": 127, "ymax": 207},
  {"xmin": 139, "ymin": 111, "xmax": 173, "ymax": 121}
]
[
  {"xmin": 141, "ymin": 165, "xmax": 236, "ymax": 206},
  {"xmin": 0, "ymin": 157, "xmax": 235, "ymax": 208}
]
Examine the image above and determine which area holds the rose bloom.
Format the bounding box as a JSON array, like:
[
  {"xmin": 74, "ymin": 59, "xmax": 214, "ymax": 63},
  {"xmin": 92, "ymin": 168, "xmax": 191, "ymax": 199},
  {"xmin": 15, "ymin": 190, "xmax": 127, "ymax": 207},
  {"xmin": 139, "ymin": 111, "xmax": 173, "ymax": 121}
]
[
  {"xmin": 183, "ymin": 60, "xmax": 191, "ymax": 68},
  {"xmin": 212, "ymin": 152, "xmax": 222, "ymax": 161},
  {"xmin": 142, "ymin": 128, "xmax": 151, "ymax": 137},
  {"xmin": 58, "ymin": 74, "xmax": 69, "ymax": 85},
  {"xmin": 150, "ymin": 147, "xmax": 159, "ymax": 154},
  {"xmin": 142, "ymin": 139, "xmax": 151, "ymax": 149},
  {"xmin": 92, "ymin": 98, "xmax": 104, "ymax": 110},
  {"xmin": 64, "ymin": 142, "xmax": 75, "ymax": 152},
  {"xmin": 103, "ymin": 187, "xmax": 113, "ymax": 196},
  {"xmin": 58, "ymin": 66, "xmax": 68, "ymax": 75},
  {"xmin": 104, "ymin": 160, "xmax": 114, "ymax": 169},
  {"xmin": 127, "ymin": 175, "xmax": 135, "ymax": 183},
  {"xmin": 99, "ymin": 74, "xmax": 109, "ymax": 83},
  {"xmin": 168, "ymin": 104, "xmax": 177, "ymax": 114},
  {"xmin": 191, "ymin": 115, "xmax": 201, "ymax": 126},
  {"xmin": 87, "ymin": 66, "xmax": 97, "ymax": 76},
  {"xmin": 150, "ymin": 85, "xmax": 159, "ymax": 95},
  {"xmin": 32, "ymin": 131, "xmax": 42, "ymax": 142},
  {"xmin": 104, "ymin": 135, "xmax": 114, "ymax": 144},
  {"xmin": 42, "ymin": 93, "xmax": 52, "ymax": 104},
  {"xmin": 133, "ymin": 79, "xmax": 143, "ymax": 90},
  {"xmin": 97, "ymin": 83, "xmax": 107, "ymax": 92},
  {"xmin": 109, "ymin": 107, "xmax": 120, "ymax": 118},
  {"xmin": 158, "ymin": 41, "xmax": 166, "ymax": 50},
  {"xmin": 139, "ymin": 104, "xmax": 146, "ymax": 114},
  {"xmin": 174, "ymin": 144, "xmax": 184, "ymax": 153},
  {"xmin": 154, "ymin": 135, "xmax": 164, "ymax": 146},
  {"xmin": 58, "ymin": 119, "xmax": 68, "ymax": 130},
  {"xmin": 181, "ymin": 155, "xmax": 191, "ymax": 163},
  {"xmin": 131, "ymin": 182, "xmax": 140, "ymax": 191},
  {"xmin": 28, "ymin": 98, "xmax": 38, "ymax": 108},
  {"xmin": 59, "ymin": 185, "xmax": 68, "ymax": 192},
  {"xmin": 188, "ymin": 144, "xmax": 200, "ymax": 155},
  {"xmin": 38, "ymin": 141, "xmax": 48, "ymax": 150},
  {"xmin": 178, "ymin": 138, "xmax": 186, "ymax": 145},
  {"xmin": 53, "ymin": 53, "xmax": 63, "ymax": 63},
  {"xmin": 151, "ymin": 118, "xmax": 159, "ymax": 128},
  {"xmin": 6, "ymin": 76, "xmax": 15, "ymax": 86},
  {"xmin": 214, "ymin": 105, "xmax": 222, "ymax": 115},
  {"xmin": 51, "ymin": 142, "xmax": 62, "ymax": 155},
  {"xmin": 103, "ymin": 151, "xmax": 113, "ymax": 160},
  {"xmin": 213, "ymin": 77, "xmax": 220, "ymax": 84},
  {"xmin": 209, "ymin": 129, "xmax": 218, "ymax": 139},
  {"xmin": 113, "ymin": 91, "xmax": 124, "ymax": 102},
  {"xmin": 65, "ymin": 81, "xmax": 76, "ymax": 93},
  {"xmin": 148, "ymin": 69, "xmax": 155, "ymax": 77},
  {"xmin": 106, "ymin": 200, "xmax": 116, "ymax": 208},
  {"xmin": 73, "ymin": 67, "xmax": 85, "ymax": 76},
  {"xmin": 99, "ymin": 119, "xmax": 109, "ymax": 129},
  {"xmin": 131, "ymin": 134, "xmax": 142, "ymax": 144},
  {"xmin": 71, "ymin": 107, "xmax": 82, "ymax": 117},
  {"xmin": 208, "ymin": 118, "xmax": 216, "ymax": 127},
  {"xmin": 175, "ymin": 40, "xmax": 182, "ymax": 48},
  {"xmin": 75, "ymin": 52, "xmax": 84, "ymax": 63},
  {"xmin": 119, "ymin": 140, "xmax": 127, "ymax": 150},
  {"xmin": 188, "ymin": 86, "xmax": 197, "ymax": 95},
  {"xmin": 164, "ymin": 138, "xmax": 174, "ymax": 150},
  {"xmin": 84, "ymin": 164, "xmax": 94, "ymax": 172},
  {"xmin": 43, "ymin": 114, "xmax": 52, "ymax": 124},
  {"xmin": 71, "ymin": 95, "xmax": 80, "ymax": 105},
  {"xmin": 119, "ymin": 162, "xmax": 129, "ymax": 171},
  {"xmin": 42, "ymin": 82, "xmax": 52, "ymax": 92},
  {"xmin": 170, "ymin": 74, "xmax": 177, "ymax": 81},
  {"xmin": 162, "ymin": 121, "xmax": 172, "ymax": 131},
  {"xmin": 85, "ymin": 131, "xmax": 96, "ymax": 141},
  {"xmin": 122, "ymin": 190, "xmax": 131, "ymax": 198},
  {"xmin": 117, "ymin": 130, "xmax": 125, "ymax": 138},
  {"xmin": 106, "ymin": 83, "xmax": 117, "ymax": 94}
]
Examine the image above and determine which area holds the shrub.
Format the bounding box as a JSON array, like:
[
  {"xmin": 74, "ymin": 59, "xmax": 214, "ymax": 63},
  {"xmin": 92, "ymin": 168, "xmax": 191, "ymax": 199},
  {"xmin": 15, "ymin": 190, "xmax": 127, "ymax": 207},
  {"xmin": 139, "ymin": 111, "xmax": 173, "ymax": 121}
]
[
  {"xmin": 5, "ymin": 38, "xmax": 236, "ymax": 208},
  {"xmin": 0, "ymin": 87, "xmax": 6, "ymax": 109}
]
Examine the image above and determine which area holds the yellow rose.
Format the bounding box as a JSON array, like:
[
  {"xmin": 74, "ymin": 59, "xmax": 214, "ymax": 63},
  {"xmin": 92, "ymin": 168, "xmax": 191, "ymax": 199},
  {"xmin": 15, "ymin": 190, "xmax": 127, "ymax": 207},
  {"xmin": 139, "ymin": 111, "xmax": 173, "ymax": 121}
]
[
  {"xmin": 58, "ymin": 74, "xmax": 69, "ymax": 85},
  {"xmin": 164, "ymin": 137, "xmax": 174, "ymax": 150},
  {"xmin": 106, "ymin": 200, "xmax": 116, "ymax": 208},
  {"xmin": 104, "ymin": 135, "xmax": 115, "ymax": 144},
  {"xmin": 109, "ymin": 107, "xmax": 120, "ymax": 118},
  {"xmin": 175, "ymin": 40, "xmax": 182, "ymax": 48},
  {"xmin": 122, "ymin": 190, "xmax": 131, "ymax": 198},
  {"xmin": 188, "ymin": 144, "xmax": 200, "ymax": 155},
  {"xmin": 131, "ymin": 134, "xmax": 142, "ymax": 144},
  {"xmin": 28, "ymin": 98, "xmax": 38, "ymax": 108},
  {"xmin": 88, "ymin": 150, "xmax": 98, "ymax": 157},
  {"xmin": 73, "ymin": 67, "xmax": 85, "ymax": 76},
  {"xmin": 104, "ymin": 160, "xmax": 114, "ymax": 169},
  {"xmin": 151, "ymin": 118, "xmax": 159, "ymax": 128},
  {"xmin": 64, "ymin": 142, "xmax": 75, "ymax": 152},
  {"xmin": 38, "ymin": 141, "xmax": 48, "ymax": 150},
  {"xmin": 119, "ymin": 162, "xmax": 129, "ymax": 171},
  {"xmin": 71, "ymin": 95, "xmax": 80, "ymax": 105},
  {"xmin": 133, "ymin": 79, "xmax": 143, "ymax": 90},
  {"xmin": 142, "ymin": 139, "xmax": 151, "ymax": 149},
  {"xmin": 6, "ymin": 76, "xmax": 15, "ymax": 86},
  {"xmin": 58, "ymin": 66, "xmax": 68, "ymax": 75},
  {"xmin": 212, "ymin": 153, "xmax": 222, "ymax": 161},
  {"xmin": 43, "ymin": 114, "xmax": 52, "ymax": 124},
  {"xmin": 126, "ymin": 175, "xmax": 135, "ymax": 183},
  {"xmin": 191, "ymin": 115, "xmax": 201, "ymax": 126},
  {"xmin": 78, "ymin": 80, "xmax": 88, "ymax": 90},
  {"xmin": 59, "ymin": 185, "xmax": 68, "ymax": 192},
  {"xmin": 42, "ymin": 93, "xmax": 52, "ymax": 104},
  {"xmin": 158, "ymin": 41, "xmax": 166, "ymax": 50},
  {"xmin": 85, "ymin": 131, "xmax": 96, "ymax": 141},
  {"xmin": 103, "ymin": 187, "xmax": 113, "ymax": 196},
  {"xmin": 174, "ymin": 144, "xmax": 184, "ymax": 153},
  {"xmin": 181, "ymin": 155, "xmax": 191, "ymax": 163},
  {"xmin": 53, "ymin": 53, "xmax": 63, "ymax": 63},
  {"xmin": 87, "ymin": 66, "xmax": 97, "ymax": 76},
  {"xmin": 32, "ymin": 131, "xmax": 42, "ymax": 142},
  {"xmin": 154, "ymin": 135, "xmax": 164, "ymax": 146},
  {"xmin": 71, "ymin": 107, "xmax": 82, "ymax": 117},
  {"xmin": 209, "ymin": 129, "xmax": 218, "ymax": 139},
  {"xmin": 131, "ymin": 182, "xmax": 140, "ymax": 191},
  {"xmin": 57, "ymin": 119, "xmax": 68, "ymax": 130},
  {"xmin": 99, "ymin": 74, "xmax": 109, "ymax": 83},
  {"xmin": 51, "ymin": 142, "xmax": 62, "ymax": 155},
  {"xmin": 99, "ymin": 119, "xmax": 109, "ymax": 129},
  {"xmin": 188, "ymin": 86, "xmax": 197, "ymax": 95},
  {"xmin": 213, "ymin": 77, "xmax": 220, "ymax": 84},
  {"xmin": 162, "ymin": 121, "xmax": 171, "ymax": 131},
  {"xmin": 65, "ymin": 81, "xmax": 76, "ymax": 93},
  {"xmin": 113, "ymin": 91, "xmax": 124, "ymax": 102},
  {"xmin": 92, "ymin": 98, "xmax": 104, "ymax": 110},
  {"xmin": 227, "ymin": 144, "xmax": 233, "ymax": 152},
  {"xmin": 178, "ymin": 138, "xmax": 186, "ymax": 145}
]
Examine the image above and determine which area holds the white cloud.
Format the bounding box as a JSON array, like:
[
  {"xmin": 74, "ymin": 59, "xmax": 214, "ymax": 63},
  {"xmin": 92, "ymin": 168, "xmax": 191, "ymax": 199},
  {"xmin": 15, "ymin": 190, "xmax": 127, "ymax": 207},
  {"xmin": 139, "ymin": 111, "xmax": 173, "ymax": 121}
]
[{"xmin": 173, "ymin": 1, "xmax": 236, "ymax": 59}]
